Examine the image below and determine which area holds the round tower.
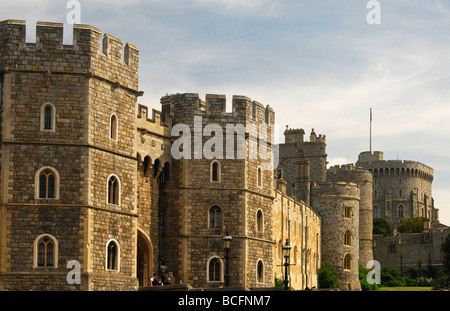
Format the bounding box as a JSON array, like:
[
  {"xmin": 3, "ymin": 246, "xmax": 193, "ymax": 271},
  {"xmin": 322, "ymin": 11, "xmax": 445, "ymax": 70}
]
[
  {"xmin": 327, "ymin": 164, "xmax": 374, "ymax": 268},
  {"xmin": 311, "ymin": 181, "xmax": 361, "ymax": 291},
  {"xmin": 357, "ymin": 152, "xmax": 436, "ymax": 228}
]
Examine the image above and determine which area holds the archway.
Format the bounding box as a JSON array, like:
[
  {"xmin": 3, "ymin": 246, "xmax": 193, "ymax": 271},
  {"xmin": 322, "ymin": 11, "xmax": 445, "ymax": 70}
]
[{"xmin": 137, "ymin": 230, "xmax": 153, "ymax": 287}]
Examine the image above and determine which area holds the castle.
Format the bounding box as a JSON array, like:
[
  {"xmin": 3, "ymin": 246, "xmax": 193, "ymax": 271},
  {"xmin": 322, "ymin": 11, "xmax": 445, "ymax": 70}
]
[{"xmin": 0, "ymin": 20, "xmax": 447, "ymax": 291}]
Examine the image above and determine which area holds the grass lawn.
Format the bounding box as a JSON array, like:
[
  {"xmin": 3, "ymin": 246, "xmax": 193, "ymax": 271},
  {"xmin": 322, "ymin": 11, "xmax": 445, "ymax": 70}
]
[{"xmin": 378, "ymin": 287, "xmax": 433, "ymax": 291}]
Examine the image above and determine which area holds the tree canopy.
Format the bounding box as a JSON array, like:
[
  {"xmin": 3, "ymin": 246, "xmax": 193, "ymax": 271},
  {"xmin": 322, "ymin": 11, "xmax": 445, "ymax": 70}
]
[
  {"xmin": 373, "ymin": 218, "xmax": 392, "ymax": 237},
  {"xmin": 398, "ymin": 217, "xmax": 428, "ymax": 233},
  {"xmin": 441, "ymin": 232, "xmax": 450, "ymax": 275}
]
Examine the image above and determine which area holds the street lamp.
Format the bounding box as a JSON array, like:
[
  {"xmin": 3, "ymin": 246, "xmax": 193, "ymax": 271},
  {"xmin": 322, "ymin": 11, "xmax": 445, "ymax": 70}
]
[
  {"xmin": 223, "ymin": 229, "xmax": 232, "ymax": 287},
  {"xmin": 282, "ymin": 239, "xmax": 291, "ymax": 290}
]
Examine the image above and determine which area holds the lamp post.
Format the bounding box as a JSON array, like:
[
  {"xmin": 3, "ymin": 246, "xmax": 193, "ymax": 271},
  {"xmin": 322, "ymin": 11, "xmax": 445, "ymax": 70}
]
[
  {"xmin": 223, "ymin": 229, "xmax": 232, "ymax": 287},
  {"xmin": 282, "ymin": 239, "xmax": 291, "ymax": 290}
]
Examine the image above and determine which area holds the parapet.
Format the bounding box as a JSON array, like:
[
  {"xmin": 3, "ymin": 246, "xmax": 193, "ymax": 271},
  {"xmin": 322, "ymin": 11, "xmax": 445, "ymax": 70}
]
[
  {"xmin": 357, "ymin": 151, "xmax": 384, "ymax": 163},
  {"xmin": 160, "ymin": 93, "xmax": 275, "ymax": 125},
  {"xmin": 327, "ymin": 164, "xmax": 373, "ymax": 183},
  {"xmin": 311, "ymin": 181, "xmax": 360, "ymax": 200},
  {"xmin": 357, "ymin": 157, "xmax": 434, "ymax": 182},
  {"xmin": 284, "ymin": 126, "xmax": 326, "ymax": 144},
  {"xmin": 137, "ymin": 104, "xmax": 172, "ymax": 126},
  {"xmin": 0, "ymin": 20, "xmax": 139, "ymax": 91}
]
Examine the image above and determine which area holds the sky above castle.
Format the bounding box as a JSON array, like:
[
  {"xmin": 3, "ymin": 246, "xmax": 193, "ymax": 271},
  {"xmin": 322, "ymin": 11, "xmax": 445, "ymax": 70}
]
[{"xmin": 1, "ymin": 0, "xmax": 450, "ymax": 225}]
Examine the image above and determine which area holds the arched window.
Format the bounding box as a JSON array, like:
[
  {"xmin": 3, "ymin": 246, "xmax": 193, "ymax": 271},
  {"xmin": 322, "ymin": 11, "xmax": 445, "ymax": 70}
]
[
  {"xmin": 106, "ymin": 239, "xmax": 120, "ymax": 271},
  {"xmin": 40, "ymin": 103, "xmax": 56, "ymax": 131},
  {"xmin": 110, "ymin": 113, "xmax": 118, "ymax": 140},
  {"xmin": 142, "ymin": 156, "xmax": 150, "ymax": 176},
  {"xmin": 35, "ymin": 167, "xmax": 59, "ymax": 199},
  {"xmin": 398, "ymin": 205, "xmax": 404, "ymax": 217},
  {"xmin": 211, "ymin": 161, "xmax": 220, "ymax": 182},
  {"xmin": 209, "ymin": 206, "xmax": 221, "ymax": 229},
  {"xmin": 257, "ymin": 260, "xmax": 264, "ymax": 283},
  {"xmin": 107, "ymin": 174, "xmax": 120, "ymax": 205},
  {"xmin": 256, "ymin": 209, "xmax": 263, "ymax": 233},
  {"xmin": 373, "ymin": 206, "xmax": 379, "ymax": 218},
  {"xmin": 208, "ymin": 257, "xmax": 222, "ymax": 282},
  {"xmin": 344, "ymin": 254, "xmax": 351, "ymax": 271},
  {"xmin": 44, "ymin": 106, "xmax": 52, "ymax": 130},
  {"xmin": 344, "ymin": 230, "xmax": 351, "ymax": 246},
  {"xmin": 257, "ymin": 166, "xmax": 262, "ymax": 187},
  {"xmin": 33, "ymin": 234, "xmax": 58, "ymax": 268},
  {"xmin": 39, "ymin": 169, "xmax": 55, "ymax": 198}
]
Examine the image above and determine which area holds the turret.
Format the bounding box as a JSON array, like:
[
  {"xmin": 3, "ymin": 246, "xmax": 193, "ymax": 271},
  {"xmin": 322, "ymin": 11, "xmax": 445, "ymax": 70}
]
[
  {"xmin": 311, "ymin": 181, "xmax": 361, "ymax": 291},
  {"xmin": 327, "ymin": 164, "xmax": 374, "ymax": 268}
]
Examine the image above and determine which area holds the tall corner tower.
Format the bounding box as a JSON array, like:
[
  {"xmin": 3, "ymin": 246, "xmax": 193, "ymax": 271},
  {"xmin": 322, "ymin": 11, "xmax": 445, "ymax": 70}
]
[{"xmin": 0, "ymin": 20, "xmax": 140, "ymax": 290}]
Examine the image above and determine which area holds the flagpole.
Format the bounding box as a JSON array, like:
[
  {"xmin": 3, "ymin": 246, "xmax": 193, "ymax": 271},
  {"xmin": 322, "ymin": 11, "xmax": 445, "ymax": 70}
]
[{"xmin": 370, "ymin": 108, "xmax": 372, "ymax": 153}]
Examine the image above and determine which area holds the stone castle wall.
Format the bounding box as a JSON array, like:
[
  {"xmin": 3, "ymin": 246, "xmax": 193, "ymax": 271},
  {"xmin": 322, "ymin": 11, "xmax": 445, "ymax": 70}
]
[
  {"xmin": 373, "ymin": 228, "xmax": 450, "ymax": 273},
  {"xmin": 272, "ymin": 181, "xmax": 321, "ymax": 290}
]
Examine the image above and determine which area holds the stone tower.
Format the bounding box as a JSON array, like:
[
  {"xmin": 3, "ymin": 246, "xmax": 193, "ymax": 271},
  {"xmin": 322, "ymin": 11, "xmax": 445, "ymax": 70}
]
[
  {"xmin": 160, "ymin": 93, "xmax": 276, "ymax": 288},
  {"xmin": 278, "ymin": 126, "xmax": 375, "ymax": 290},
  {"xmin": 357, "ymin": 151, "xmax": 437, "ymax": 228},
  {"xmin": 327, "ymin": 164, "xmax": 374, "ymax": 269},
  {"xmin": 0, "ymin": 20, "xmax": 140, "ymax": 290},
  {"xmin": 278, "ymin": 127, "xmax": 327, "ymax": 205},
  {"xmin": 311, "ymin": 182, "xmax": 361, "ymax": 291}
]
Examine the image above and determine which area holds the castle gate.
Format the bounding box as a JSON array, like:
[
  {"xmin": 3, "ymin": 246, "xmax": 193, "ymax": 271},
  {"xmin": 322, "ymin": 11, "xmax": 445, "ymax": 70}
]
[{"xmin": 137, "ymin": 230, "xmax": 153, "ymax": 287}]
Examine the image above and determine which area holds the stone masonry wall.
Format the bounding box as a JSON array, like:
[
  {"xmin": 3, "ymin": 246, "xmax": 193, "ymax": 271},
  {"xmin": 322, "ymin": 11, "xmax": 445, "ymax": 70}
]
[
  {"xmin": 272, "ymin": 185, "xmax": 321, "ymax": 290},
  {"xmin": 162, "ymin": 93, "xmax": 276, "ymax": 289},
  {"xmin": 0, "ymin": 20, "xmax": 140, "ymax": 290}
]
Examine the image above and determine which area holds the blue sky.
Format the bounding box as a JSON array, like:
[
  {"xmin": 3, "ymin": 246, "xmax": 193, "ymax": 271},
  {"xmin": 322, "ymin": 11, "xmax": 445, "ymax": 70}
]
[{"xmin": 1, "ymin": 0, "xmax": 450, "ymax": 225}]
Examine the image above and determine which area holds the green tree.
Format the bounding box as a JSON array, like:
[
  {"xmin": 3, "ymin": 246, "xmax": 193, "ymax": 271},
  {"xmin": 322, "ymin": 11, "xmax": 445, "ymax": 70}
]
[
  {"xmin": 398, "ymin": 217, "xmax": 428, "ymax": 233},
  {"xmin": 381, "ymin": 267, "xmax": 406, "ymax": 287},
  {"xmin": 359, "ymin": 263, "xmax": 379, "ymax": 291},
  {"xmin": 318, "ymin": 262, "xmax": 340, "ymax": 289},
  {"xmin": 373, "ymin": 218, "xmax": 392, "ymax": 237},
  {"xmin": 441, "ymin": 231, "xmax": 450, "ymax": 275}
]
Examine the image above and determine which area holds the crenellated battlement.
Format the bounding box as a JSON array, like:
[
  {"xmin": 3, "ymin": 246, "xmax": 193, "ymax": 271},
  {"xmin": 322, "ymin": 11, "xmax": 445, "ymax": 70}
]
[
  {"xmin": 160, "ymin": 93, "xmax": 275, "ymax": 125},
  {"xmin": 0, "ymin": 20, "xmax": 139, "ymax": 91},
  {"xmin": 357, "ymin": 154, "xmax": 434, "ymax": 182},
  {"xmin": 327, "ymin": 164, "xmax": 373, "ymax": 184},
  {"xmin": 284, "ymin": 126, "xmax": 326, "ymax": 144},
  {"xmin": 311, "ymin": 181, "xmax": 360, "ymax": 199},
  {"xmin": 136, "ymin": 104, "xmax": 172, "ymax": 137}
]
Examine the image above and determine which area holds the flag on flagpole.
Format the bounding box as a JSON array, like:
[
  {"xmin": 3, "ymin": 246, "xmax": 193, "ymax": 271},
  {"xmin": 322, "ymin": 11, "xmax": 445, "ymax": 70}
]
[{"xmin": 370, "ymin": 108, "xmax": 372, "ymax": 122}]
